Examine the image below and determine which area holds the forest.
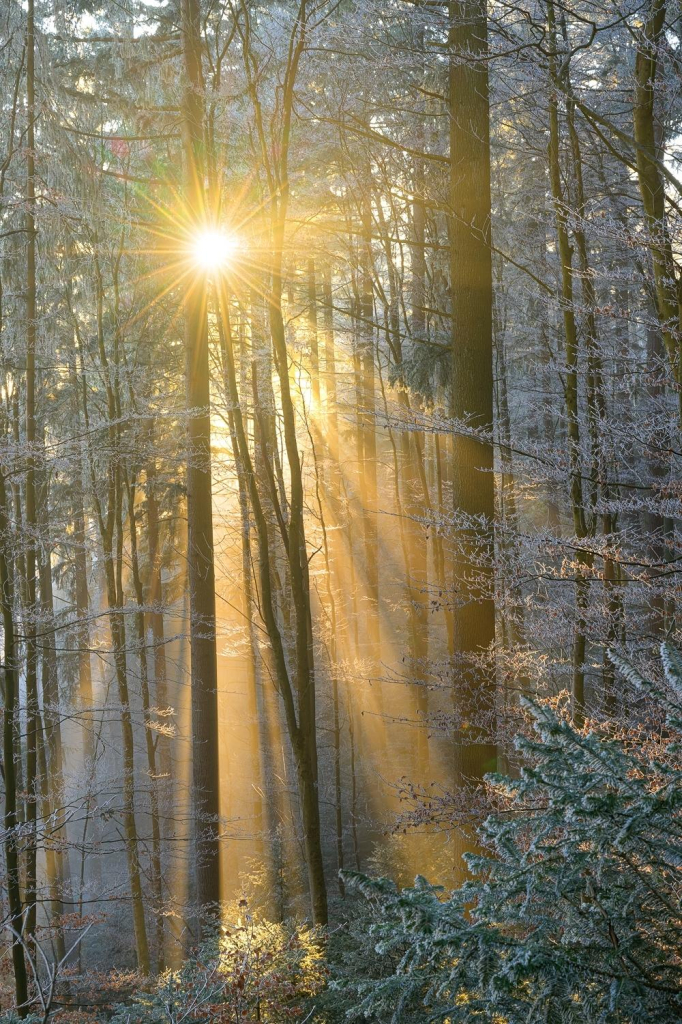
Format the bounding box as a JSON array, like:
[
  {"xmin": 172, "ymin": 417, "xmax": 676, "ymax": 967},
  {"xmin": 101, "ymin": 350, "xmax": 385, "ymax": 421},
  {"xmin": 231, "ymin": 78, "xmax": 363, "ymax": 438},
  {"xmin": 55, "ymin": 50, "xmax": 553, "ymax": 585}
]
[{"xmin": 0, "ymin": 0, "xmax": 680, "ymax": 1020}]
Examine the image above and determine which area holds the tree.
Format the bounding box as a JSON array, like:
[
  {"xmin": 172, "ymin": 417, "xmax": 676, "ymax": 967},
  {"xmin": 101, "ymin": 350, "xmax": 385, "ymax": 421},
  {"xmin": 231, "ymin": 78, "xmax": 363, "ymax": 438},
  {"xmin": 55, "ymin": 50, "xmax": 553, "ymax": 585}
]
[
  {"xmin": 181, "ymin": 0, "xmax": 221, "ymax": 916},
  {"xmin": 449, "ymin": 0, "xmax": 497, "ymax": 800}
]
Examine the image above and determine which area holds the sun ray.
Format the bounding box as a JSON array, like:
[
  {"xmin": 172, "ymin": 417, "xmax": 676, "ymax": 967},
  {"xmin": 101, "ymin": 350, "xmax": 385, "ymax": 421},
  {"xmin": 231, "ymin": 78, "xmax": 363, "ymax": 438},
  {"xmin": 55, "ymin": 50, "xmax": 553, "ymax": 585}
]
[{"xmin": 189, "ymin": 228, "xmax": 240, "ymax": 272}]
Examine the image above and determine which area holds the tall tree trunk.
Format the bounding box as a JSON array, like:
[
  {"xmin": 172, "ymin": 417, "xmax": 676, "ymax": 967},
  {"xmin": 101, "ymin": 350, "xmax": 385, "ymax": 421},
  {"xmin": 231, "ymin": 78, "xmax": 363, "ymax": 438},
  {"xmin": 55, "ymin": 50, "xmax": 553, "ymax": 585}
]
[
  {"xmin": 248, "ymin": 300, "xmax": 291, "ymax": 917},
  {"xmin": 307, "ymin": 264, "xmax": 345, "ymax": 893},
  {"xmin": 560, "ymin": 14, "xmax": 622, "ymax": 709},
  {"xmin": 72, "ymin": 448, "xmax": 95, "ymax": 770},
  {"xmin": 375, "ymin": 196, "xmax": 431, "ymax": 765},
  {"xmin": 35, "ymin": 717, "xmax": 66, "ymax": 963},
  {"xmin": 67, "ymin": 311, "xmax": 104, "ymax": 903},
  {"xmin": 322, "ymin": 263, "xmax": 364, "ymax": 869},
  {"xmin": 84, "ymin": 261, "xmax": 150, "ymax": 974},
  {"xmin": 260, "ymin": 16, "xmax": 328, "ymax": 914},
  {"xmin": 275, "ymin": 355, "xmax": 327, "ymax": 913},
  {"xmin": 218, "ymin": 302, "xmax": 273, "ymax": 902},
  {"xmin": 126, "ymin": 470, "xmax": 166, "ymax": 971},
  {"xmin": 449, "ymin": 0, "xmax": 497, "ymax": 794},
  {"xmin": 181, "ymin": 0, "xmax": 221, "ymax": 914},
  {"xmin": 215, "ymin": 286, "xmax": 327, "ymax": 925},
  {"xmin": 0, "ymin": 467, "xmax": 28, "ymax": 1012},
  {"xmin": 145, "ymin": 439, "xmax": 171, "ymax": 787},
  {"xmin": 633, "ymin": 0, "xmax": 682, "ymax": 411},
  {"xmin": 306, "ymin": 259, "xmax": 321, "ymax": 410},
  {"xmin": 36, "ymin": 524, "xmax": 67, "ymax": 963},
  {"xmin": 24, "ymin": 0, "xmax": 39, "ymax": 944},
  {"xmin": 359, "ymin": 198, "xmax": 381, "ymax": 673},
  {"xmin": 547, "ymin": 0, "xmax": 589, "ymax": 725},
  {"xmin": 102, "ymin": 553, "xmax": 151, "ymax": 974}
]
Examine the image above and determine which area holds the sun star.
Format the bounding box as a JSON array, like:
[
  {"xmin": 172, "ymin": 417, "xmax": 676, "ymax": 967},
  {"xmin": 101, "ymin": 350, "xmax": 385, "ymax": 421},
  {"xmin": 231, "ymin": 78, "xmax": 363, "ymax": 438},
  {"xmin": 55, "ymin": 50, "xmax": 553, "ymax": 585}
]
[{"xmin": 190, "ymin": 229, "xmax": 239, "ymax": 272}]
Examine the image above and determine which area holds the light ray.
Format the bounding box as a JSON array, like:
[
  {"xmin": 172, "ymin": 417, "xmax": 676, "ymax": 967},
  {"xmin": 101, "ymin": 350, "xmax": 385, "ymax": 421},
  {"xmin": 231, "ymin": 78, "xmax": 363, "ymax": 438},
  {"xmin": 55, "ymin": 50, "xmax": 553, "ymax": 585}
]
[{"xmin": 190, "ymin": 229, "xmax": 240, "ymax": 272}]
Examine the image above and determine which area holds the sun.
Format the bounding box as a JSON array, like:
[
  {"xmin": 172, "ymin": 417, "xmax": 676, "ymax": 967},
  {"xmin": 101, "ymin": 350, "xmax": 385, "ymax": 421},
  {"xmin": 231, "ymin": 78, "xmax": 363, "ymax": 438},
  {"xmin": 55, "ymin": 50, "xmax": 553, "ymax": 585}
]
[{"xmin": 190, "ymin": 229, "xmax": 239, "ymax": 272}]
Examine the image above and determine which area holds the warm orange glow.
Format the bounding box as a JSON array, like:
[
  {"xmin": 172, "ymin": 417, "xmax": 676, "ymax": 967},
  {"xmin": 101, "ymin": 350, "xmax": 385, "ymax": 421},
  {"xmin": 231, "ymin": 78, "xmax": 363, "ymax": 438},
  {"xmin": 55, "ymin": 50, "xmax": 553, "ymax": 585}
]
[{"xmin": 190, "ymin": 228, "xmax": 240, "ymax": 272}]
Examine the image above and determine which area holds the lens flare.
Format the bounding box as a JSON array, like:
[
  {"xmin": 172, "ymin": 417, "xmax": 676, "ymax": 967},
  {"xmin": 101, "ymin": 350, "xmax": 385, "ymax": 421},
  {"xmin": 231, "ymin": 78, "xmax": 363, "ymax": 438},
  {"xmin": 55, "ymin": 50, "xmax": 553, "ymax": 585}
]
[{"xmin": 190, "ymin": 229, "xmax": 239, "ymax": 271}]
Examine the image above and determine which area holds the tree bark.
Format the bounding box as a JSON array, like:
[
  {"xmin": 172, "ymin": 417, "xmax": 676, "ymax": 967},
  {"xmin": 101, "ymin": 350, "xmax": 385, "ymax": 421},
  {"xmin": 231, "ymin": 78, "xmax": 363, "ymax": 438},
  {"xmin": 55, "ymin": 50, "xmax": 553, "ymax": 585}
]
[
  {"xmin": 547, "ymin": 0, "xmax": 589, "ymax": 725},
  {"xmin": 449, "ymin": 0, "xmax": 497, "ymax": 789},
  {"xmin": 633, "ymin": 0, "xmax": 682, "ymax": 411},
  {"xmin": 24, "ymin": 0, "xmax": 39, "ymax": 944},
  {"xmin": 0, "ymin": 467, "xmax": 28, "ymax": 1012},
  {"xmin": 181, "ymin": 0, "xmax": 221, "ymax": 915}
]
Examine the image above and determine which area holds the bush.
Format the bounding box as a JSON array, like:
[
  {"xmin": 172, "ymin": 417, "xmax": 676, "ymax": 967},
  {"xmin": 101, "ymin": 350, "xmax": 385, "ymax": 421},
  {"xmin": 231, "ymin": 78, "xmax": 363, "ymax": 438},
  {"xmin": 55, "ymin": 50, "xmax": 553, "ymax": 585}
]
[
  {"xmin": 336, "ymin": 645, "xmax": 682, "ymax": 1022},
  {"xmin": 109, "ymin": 913, "xmax": 326, "ymax": 1023}
]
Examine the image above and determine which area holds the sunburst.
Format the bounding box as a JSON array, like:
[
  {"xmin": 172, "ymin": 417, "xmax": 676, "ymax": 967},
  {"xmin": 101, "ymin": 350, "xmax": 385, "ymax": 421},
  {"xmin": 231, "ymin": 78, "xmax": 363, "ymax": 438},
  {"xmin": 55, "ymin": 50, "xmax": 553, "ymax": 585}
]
[{"xmin": 189, "ymin": 228, "xmax": 241, "ymax": 273}]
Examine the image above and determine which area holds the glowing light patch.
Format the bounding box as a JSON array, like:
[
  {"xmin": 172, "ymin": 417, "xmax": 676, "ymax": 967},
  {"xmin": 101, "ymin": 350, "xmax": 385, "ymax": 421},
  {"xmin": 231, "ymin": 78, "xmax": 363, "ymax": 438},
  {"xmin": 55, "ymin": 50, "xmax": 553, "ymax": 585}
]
[{"xmin": 190, "ymin": 230, "xmax": 239, "ymax": 271}]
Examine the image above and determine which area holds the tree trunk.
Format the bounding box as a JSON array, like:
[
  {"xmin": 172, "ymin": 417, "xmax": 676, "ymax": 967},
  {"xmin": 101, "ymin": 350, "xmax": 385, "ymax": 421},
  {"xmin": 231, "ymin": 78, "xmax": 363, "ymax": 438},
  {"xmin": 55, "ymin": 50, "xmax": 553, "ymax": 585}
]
[
  {"xmin": 633, "ymin": 0, "xmax": 681, "ymax": 409},
  {"xmin": 358, "ymin": 198, "xmax": 381, "ymax": 673},
  {"xmin": 181, "ymin": 0, "xmax": 221, "ymax": 915},
  {"xmin": 449, "ymin": 0, "xmax": 497, "ymax": 791},
  {"xmin": 0, "ymin": 467, "xmax": 28, "ymax": 1012},
  {"xmin": 547, "ymin": 0, "xmax": 589, "ymax": 725},
  {"xmin": 126, "ymin": 470, "xmax": 166, "ymax": 971},
  {"xmin": 24, "ymin": 0, "xmax": 39, "ymax": 944},
  {"xmin": 215, "ymin": 287, "xmax": 327, "ymax": 925},
  {"xmin": 84, "ymin": 259, "xmax": 150, "ymax": 974}
]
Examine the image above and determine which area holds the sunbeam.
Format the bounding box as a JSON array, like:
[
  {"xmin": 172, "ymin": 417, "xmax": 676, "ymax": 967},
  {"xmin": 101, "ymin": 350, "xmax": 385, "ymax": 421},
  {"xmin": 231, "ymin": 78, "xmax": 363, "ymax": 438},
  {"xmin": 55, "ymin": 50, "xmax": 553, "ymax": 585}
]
[{"xmin": 190, "ymin": 229, "xmax": 240, "ymax": 272}]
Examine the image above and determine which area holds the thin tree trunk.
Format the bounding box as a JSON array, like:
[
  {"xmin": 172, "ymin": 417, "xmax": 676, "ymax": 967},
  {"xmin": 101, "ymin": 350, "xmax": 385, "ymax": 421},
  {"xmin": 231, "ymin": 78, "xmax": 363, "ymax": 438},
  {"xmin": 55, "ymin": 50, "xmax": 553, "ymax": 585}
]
[
  {"xmin": 83, "ymin": 260, "xmax": 150, "ymax": 973},
  {"xmin": 633, "ymin": 0, "xmax": 682, "ymax": 412},
  {"xmin": 67, "ymin": 307, "xmax": 103, "ymax": 900},
  {"xmin": 547, "ymin": 0, "xmax": 589, "ymax": 725},
  {"xmin": 560, "ymin": 20, "xmax": 622, "ymax": 709},
  {"xmin": 0, "ymin": 466, "xmax": 29, "ymax": 1012},
  {"xmin": 308, "ymin": 261, "xmax": 345, "ymax": 891},
  {"xmin": 102, "ymin": 554, "xmax": 151, "ymax": 973},
  {"xmin": 24, "ymin": 0, "xmax": 39, "ymax": 943},
  {"xmin": 145, "ymin": 438, "xmax": 171, "ymax": 788},
  {"xmin": 215, "ymin": 286, "xmax": 327, "ymax": 925},
  {"xmin": 359, "ymin": 198, "xmax": 380, "ymax": 672},
  {"xmin": 36, "ymin": 527, "xmax": 67, "ymax": 963},
  {"xmin": 126, "ymin": 470, "xmax": 166, "ymax": 971}
]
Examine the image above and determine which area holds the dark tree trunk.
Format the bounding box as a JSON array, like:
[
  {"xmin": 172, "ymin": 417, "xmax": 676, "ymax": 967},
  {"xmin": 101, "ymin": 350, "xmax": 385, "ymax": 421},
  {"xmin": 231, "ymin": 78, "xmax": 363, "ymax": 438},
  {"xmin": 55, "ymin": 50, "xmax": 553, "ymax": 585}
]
[
  {"xmin": 181, "ymin": 0, "xmax": 221, "ymax": 915},
  {"xmin": 449, "ymin": 0, "xmax": 497, "ymax": 790},
  {"xmin": 24, "ymin": 0, "xmax": 39, "ymax": 944}
]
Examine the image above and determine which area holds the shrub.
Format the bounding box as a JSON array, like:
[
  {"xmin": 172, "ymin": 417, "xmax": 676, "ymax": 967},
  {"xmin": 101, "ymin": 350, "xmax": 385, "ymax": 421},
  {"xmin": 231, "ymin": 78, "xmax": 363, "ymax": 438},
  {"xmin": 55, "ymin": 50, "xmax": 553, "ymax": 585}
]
[
  {"xmin": 110, "ymin": 913, "xmax": 326, "ymax": 1023},
  {"xmin": 337, "ymin": 645, "xmax": 682, "ymax": 1022}
]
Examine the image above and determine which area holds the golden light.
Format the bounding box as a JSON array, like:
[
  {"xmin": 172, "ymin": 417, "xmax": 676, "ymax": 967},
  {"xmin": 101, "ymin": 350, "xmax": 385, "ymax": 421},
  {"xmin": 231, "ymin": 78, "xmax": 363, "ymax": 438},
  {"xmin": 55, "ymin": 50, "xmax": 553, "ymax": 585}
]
[{"xmin": 190, "ymin": 229, "xmax": 239, "ymax": 272}]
